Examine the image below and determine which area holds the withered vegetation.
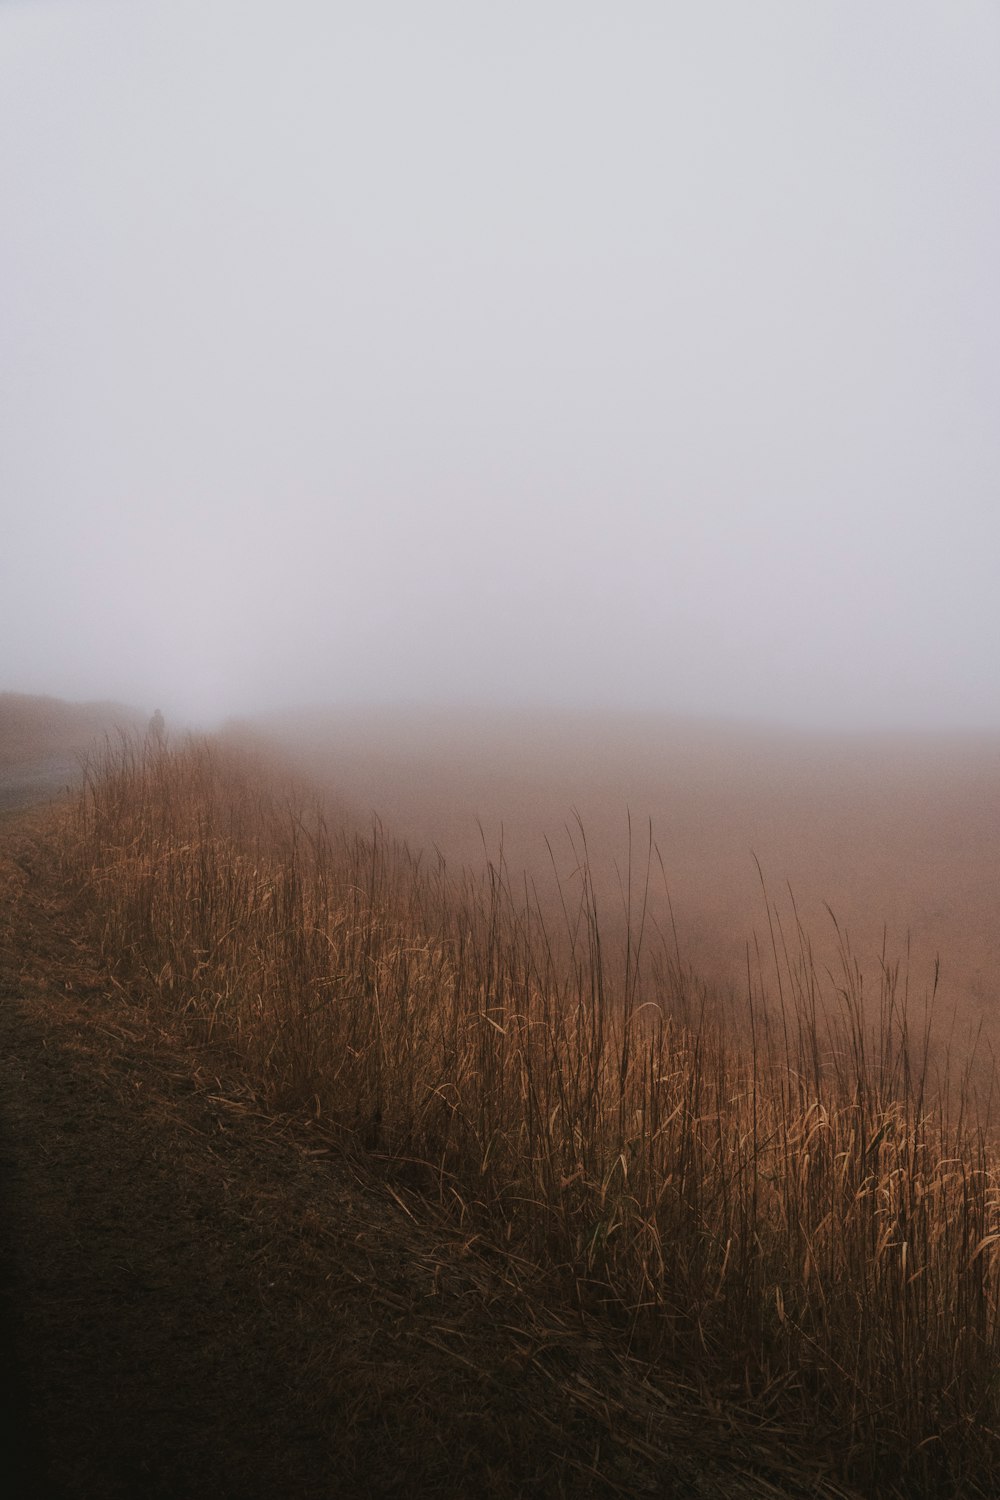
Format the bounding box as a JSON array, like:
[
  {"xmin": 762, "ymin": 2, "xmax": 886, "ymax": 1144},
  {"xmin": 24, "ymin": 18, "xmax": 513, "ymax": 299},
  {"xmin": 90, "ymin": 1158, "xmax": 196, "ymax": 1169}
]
[{"xmin": 31, "ymin": 733, "xmax": 997, "ymax": 1496}]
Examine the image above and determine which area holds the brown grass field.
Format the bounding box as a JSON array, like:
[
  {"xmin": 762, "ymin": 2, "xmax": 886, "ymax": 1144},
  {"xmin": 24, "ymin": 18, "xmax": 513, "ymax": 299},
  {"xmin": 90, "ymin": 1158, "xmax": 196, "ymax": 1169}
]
[
  {"xmin": 249, "ymin": 705, "xmax": 1000, "ymax": 1050},
  {"xmin": 4, "ymin": 697, "xmax": 1000, "ymax": 1496}
]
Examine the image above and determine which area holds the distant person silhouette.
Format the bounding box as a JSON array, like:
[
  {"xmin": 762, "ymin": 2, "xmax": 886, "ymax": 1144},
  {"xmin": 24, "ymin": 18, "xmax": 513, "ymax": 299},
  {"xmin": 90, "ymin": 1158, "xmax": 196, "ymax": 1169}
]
[{"xmin": 148, "ymin": 708, "xmax": 166, "ymax": 746}]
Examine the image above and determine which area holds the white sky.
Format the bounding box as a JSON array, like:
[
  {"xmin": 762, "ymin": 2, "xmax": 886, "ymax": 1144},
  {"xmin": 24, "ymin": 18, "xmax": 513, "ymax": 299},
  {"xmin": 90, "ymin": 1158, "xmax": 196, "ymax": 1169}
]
[{"xmin": 1, "ymin": 1, "xmax": 998, "ymax": 728}]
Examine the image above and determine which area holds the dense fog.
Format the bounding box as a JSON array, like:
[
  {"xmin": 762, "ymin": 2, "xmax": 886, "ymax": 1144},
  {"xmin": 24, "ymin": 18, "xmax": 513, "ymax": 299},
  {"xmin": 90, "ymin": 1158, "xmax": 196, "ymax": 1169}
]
[
  {"xmin": 2, "ymin": 2, "xmax": 998, "ymax": 731},
  {"xmin": 232, "ymin": 704, "xmax": 998, "ymax": 1050}
]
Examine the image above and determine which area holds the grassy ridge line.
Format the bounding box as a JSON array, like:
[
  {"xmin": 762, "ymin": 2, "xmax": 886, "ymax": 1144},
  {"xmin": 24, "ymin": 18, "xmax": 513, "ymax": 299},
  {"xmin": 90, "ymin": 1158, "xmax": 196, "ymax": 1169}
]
[{"xmin": 61, "ymin": 737, "xmax": 1000, "ymax": 1497}]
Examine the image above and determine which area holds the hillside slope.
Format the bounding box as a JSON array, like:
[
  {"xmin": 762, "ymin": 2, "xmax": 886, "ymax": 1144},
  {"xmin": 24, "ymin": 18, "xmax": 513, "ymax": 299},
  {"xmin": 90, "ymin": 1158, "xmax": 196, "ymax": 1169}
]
[{"xmin": 0, "ymin": 801, "xmax": 855, "ymax": 1499}]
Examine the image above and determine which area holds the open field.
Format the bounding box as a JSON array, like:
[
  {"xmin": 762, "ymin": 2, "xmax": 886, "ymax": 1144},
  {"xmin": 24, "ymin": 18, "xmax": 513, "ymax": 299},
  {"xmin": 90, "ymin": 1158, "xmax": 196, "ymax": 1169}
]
[
  {"xmin": 45, "ymin": 723, "xmax": 1000, "ymax": 1495},
  {"xmin": 4, "ymin": 696, "xmax": 1000, "ymax": 1494},
  {"xmin": 5, "ymin": 4, "xmax": 998, "ymax": 1493},
  {"xmin": 0, "ymin": 700, "xmax": 874, "ymax": 1498},
  {"xmin": 7, "ymin": 803, "xmax": 791, "ymax": 1499},
  {"xmin": 247, "ymin": 706, "xmax": 1000, "ymax": 1058}
]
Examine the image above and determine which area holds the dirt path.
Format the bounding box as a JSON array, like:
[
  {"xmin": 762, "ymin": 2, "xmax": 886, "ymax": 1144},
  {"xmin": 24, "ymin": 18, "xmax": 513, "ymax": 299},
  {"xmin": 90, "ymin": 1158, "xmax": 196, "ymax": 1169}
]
[{"xmin": 0, "ymin": 804, "xmax": 854, "ymax": 1499}]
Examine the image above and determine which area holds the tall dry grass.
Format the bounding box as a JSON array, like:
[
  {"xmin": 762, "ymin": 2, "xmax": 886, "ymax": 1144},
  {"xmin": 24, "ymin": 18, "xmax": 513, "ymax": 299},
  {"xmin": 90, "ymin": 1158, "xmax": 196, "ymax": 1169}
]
[{"xmin": 61, "ymin": 736, "xmax": 1000, "ymax": 1496}]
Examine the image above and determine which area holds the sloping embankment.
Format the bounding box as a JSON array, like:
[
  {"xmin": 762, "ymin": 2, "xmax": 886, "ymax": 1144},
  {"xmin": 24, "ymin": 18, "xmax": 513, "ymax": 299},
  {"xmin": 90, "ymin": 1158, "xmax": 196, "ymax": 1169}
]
[{"xmin": 0, "ymin": 805, "xmax": 846, "ymax": 1500}]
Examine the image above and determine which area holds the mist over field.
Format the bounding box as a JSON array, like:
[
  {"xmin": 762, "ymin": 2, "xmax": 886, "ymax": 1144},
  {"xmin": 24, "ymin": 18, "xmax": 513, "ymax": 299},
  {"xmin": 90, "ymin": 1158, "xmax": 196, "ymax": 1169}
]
[
  {"xmin": 237, "ymin": 705, "xmax": 1000, "ymax": 1054},
  {"xmin": 4, "ymin": 12, "xmax": 1000, "ymax": 1481},
  {"xmin": 2, "ymin": 5, "xmax": 998, "ymax": 1024}
]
